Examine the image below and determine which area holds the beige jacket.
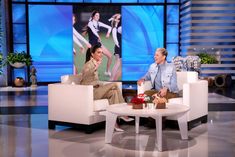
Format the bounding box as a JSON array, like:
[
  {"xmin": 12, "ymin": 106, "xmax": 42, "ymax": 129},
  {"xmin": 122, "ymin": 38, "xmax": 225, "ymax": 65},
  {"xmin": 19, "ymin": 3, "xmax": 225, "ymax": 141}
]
[{"xmin": 80, "ymin": 58, "xmax": 102, "ymax": 86}]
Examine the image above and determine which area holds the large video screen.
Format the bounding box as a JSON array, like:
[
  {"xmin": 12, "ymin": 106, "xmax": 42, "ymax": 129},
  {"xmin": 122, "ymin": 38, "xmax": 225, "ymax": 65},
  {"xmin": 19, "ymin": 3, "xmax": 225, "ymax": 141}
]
[{"xmin": 29, "ymin": 5, "xmax": 164, "ymax": 82}]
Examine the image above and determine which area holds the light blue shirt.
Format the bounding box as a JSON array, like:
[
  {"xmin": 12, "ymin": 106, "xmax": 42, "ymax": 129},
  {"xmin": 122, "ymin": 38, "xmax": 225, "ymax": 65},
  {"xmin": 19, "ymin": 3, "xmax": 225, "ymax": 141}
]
[
  {"xmin": 154, "ymin": 64, "xmax": 162, "ymax": 91},
  {"xmin": 142, "ymin": 62, "xmax": 179, "ymax": 93}
]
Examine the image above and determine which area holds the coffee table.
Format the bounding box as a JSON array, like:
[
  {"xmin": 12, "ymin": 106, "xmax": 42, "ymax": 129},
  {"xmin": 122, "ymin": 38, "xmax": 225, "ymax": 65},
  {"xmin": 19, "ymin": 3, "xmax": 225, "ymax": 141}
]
[{"xmin": 105, "ymin": 103, "xmax": 190, "ymax": 151}]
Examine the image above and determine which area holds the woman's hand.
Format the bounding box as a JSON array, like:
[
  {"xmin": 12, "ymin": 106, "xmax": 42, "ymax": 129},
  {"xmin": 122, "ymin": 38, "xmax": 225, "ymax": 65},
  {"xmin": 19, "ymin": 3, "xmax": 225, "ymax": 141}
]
[
  {"xmin": 80, "ymin": 47, "xmax": 85, "ymax": 54},
  {"xmin": 159, "ymin": 87, "xmax": 168, "ymax": 97},
  {"xmin": 106, "ymin": 33, "xmax": 110, "ymax": 38},
  {"xmin": 98, "ymin": 36, "xmax": 101, "ymax": 42},
  {"xmin": 137, "ymin": 79, "xmax": 145, "ymax": 86},
  {"xmin": 86, "ymin": 43, "xmax": 92, "ymax": 48}
]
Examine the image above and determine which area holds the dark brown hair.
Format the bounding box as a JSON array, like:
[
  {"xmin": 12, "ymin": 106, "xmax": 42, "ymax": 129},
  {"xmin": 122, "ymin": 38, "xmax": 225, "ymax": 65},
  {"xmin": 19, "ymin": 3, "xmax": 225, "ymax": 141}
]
[{"xmin": 85, "ymin": 43, "xmax": 102, "ymax": 63}]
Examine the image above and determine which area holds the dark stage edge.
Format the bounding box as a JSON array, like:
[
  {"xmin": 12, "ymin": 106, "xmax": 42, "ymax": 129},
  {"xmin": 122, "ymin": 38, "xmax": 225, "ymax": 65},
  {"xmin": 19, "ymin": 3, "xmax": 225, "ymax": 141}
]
[
  {"xmin": 0, "ymin": 106, "xmax": 48, "ymax": 114},
  {"xmin": 0, "ymin": 103, "xmax": 235, "ymax": 115}
]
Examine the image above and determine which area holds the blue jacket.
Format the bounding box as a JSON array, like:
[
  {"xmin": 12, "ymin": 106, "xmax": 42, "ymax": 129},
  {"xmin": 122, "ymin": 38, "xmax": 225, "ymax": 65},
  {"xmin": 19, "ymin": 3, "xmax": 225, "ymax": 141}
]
[{"xmin": 142, "ymin": 62, "xmax": 179, "ymax": 93}]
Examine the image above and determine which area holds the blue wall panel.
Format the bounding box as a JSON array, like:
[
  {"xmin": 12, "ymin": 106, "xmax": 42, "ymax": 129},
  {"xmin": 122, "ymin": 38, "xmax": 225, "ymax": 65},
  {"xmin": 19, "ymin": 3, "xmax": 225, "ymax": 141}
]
[
  {"xmin": 13, "ymin": 24, "xmax": 26, "ymax": 43},
  {"xmin": 139, "ymin": 0, "xmax": 164, "ymax": 2},
  {"xmin": 12, "ymin": 4, "xmax": 26, "ymax": 23},
  {"xmin": 84, "ymin": 0, "xmax": 110, "ymax": 2}
]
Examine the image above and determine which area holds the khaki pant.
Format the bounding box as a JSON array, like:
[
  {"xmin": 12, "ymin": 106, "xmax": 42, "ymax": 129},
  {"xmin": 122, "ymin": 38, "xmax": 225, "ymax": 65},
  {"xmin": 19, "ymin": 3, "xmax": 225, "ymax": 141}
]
[
  {"xmin": 144, "ymin": 89, "xmax": 178, "ymax": 101},
  {"xmin": 94, "ymin": 83, "xmax": 125, "ymax": 105}
]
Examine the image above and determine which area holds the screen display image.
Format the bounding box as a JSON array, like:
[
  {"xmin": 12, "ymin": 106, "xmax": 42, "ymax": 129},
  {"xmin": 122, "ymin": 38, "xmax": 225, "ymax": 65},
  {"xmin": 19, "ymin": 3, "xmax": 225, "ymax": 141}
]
[{"xmin": 73, "ymin": 5, "xmax": 121, "ymax": 81}]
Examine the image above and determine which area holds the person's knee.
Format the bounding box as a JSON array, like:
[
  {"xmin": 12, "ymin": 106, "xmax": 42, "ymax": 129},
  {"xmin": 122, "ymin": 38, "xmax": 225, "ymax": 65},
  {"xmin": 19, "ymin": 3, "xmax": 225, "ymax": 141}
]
[
  {"xmin": 110, "ymin": 83, "xmax": 118, "ymax": 90},
  {"xmin": 144, "ymin": 90, "xmax": 157, "ymax": 97}
]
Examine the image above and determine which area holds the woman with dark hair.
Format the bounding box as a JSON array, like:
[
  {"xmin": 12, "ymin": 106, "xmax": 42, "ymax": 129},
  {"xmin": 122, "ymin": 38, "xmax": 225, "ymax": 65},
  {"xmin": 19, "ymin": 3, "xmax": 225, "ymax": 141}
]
[
  {"xmin": 84, "ymin": 10, "xmax": 113, "ymax": 77},
  {"xmin": 80, "ymin": 44, "xmax": 133, "ymax": 132}
]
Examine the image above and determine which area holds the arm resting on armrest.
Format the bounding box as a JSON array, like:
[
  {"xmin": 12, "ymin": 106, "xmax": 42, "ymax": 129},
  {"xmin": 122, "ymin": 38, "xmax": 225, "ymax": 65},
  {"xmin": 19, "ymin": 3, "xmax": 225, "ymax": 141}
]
[{"xmin": 48, "ymin": 83, "xmax": 95, "ymax": 124}]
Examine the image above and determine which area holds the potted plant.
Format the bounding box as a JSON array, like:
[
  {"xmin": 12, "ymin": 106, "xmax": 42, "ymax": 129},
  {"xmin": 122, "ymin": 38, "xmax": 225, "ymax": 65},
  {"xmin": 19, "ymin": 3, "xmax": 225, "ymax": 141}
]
[
  {"xmin": 7, "ymin": 51, "xmax": 32, "ymax": 68},
  {"xmin": 197, "ymin": 53, "xmax": 218, "ymax": 64}
]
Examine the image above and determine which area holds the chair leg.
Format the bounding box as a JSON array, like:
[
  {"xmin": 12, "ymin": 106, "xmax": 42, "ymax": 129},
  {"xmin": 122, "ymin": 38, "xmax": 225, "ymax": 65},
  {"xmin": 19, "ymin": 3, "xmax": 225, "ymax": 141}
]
[
  {"xmin": 48, "ymin": 120, "xmax": 56, "ymax": 129},
  {"xmin": 85, "ymin": 125, "xmax": 93, "ymax": 134},
  {"xmin": 201, "ymin": 115, "xmax": 208, "ymax": 123}
]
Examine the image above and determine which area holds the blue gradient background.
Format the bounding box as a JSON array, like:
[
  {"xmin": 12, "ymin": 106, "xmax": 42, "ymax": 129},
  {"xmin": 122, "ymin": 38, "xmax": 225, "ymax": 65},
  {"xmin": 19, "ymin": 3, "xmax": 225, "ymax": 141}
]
[
  {"xmin": 29, "ymin": 5, "xmax": 72, "ymax": 82},
  {"xmin": 122, "ymin": 6, "xmax": 164, "ymax": 81}
]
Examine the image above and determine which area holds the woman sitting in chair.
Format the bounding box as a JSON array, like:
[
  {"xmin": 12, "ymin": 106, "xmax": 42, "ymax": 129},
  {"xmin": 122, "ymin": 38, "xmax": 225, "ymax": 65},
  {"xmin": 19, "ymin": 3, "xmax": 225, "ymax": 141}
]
[{"xmin": 80, "ymin": 44, "xmax": 133, "ymax": 131}]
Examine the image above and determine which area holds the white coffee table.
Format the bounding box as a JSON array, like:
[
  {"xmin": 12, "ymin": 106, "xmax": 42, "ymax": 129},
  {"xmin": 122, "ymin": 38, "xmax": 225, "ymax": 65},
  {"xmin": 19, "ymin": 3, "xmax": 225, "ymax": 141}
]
[{"xmin": 105, "ymin": 103, "xmax": 190, "ymax": 151}]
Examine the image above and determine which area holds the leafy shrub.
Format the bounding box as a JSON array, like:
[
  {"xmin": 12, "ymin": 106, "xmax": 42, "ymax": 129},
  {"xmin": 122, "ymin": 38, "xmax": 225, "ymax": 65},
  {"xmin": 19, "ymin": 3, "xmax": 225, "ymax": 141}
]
[
  {"xmin": 197, "ymin": 53, "xmax": 217, "ymax": 64},
  {"xmin": 7, "ymin": 51, "xmax": 32, "ymax": 66}
]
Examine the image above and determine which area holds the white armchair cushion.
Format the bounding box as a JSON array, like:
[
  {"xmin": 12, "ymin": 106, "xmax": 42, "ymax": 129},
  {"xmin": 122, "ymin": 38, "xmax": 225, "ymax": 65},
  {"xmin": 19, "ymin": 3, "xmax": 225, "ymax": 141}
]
[
  {"xmin": 168, "ymin": 97, "xmax": 183, "ymax": 105},
  {"xmin": 94, "ymin": 99, "xmax": 109, "ymax": 112}
]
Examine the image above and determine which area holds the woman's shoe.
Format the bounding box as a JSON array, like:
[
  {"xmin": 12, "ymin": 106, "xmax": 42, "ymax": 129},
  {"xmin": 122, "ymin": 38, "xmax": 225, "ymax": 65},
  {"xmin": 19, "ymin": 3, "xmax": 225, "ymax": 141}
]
[
  {"xmin": 120, "ymin": 116, "xmax": 134, "ymax": 122},
  {"xmin": 114, "ymin": 127, "xmax": 124, "ymax": 132}
]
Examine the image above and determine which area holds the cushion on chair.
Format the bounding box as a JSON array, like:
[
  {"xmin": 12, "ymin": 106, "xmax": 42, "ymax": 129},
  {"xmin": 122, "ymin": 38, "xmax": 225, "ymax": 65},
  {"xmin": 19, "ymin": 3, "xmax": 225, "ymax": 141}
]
[
  {"xmin": 168, "ymin": 97, "xmax": 183, "ymax": 105},
  {"xmin": 61, "ymin": 74, "xmax": 82, "ymax": 84},
  {"xmin": 93, "ymin": 99, "xmax": 109, "ymax": 112}
]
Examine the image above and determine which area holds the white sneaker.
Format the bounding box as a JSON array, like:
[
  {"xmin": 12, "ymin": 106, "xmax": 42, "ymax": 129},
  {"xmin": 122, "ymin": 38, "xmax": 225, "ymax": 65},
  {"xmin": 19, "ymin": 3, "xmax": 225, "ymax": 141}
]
[
  {"xmin": 114, "ymin": 127, "xmax": 124, "ymax": 132},
  {"xmin": 104, "ymin": 71, "xmax": 111, "ymax": 77}
]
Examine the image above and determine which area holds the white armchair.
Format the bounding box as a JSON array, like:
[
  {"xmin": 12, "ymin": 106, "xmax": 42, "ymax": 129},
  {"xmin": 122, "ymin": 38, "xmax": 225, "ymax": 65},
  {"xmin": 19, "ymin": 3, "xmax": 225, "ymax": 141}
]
[
  {"xmin": 138, "ymin": 71, "xmax": 208, "ymax": 129},
  {"xmin": 48, "ymin": 74, "xmax": 122, "ymax": 133}
]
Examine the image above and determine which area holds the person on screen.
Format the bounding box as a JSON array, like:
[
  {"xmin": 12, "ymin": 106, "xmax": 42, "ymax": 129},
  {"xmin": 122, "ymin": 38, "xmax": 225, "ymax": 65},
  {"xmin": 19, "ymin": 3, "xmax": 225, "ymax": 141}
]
[
  {"xmin": 109, "ymin": 13, "xmax": 122, "ymax": 81},
  {"xmin": 83, "ymin": 10, "xmax": 113, "ymax": 77},
  {"xmin": 137, "ymin": 48, "xmax": 179, "ymax": 98},
  {"xmin": 80, "ymin": 44, "xmax": 134, "ymax": 132},
  {"xmin": 73, "ymin": 15, "xmax": 91, "ymax": 74}
]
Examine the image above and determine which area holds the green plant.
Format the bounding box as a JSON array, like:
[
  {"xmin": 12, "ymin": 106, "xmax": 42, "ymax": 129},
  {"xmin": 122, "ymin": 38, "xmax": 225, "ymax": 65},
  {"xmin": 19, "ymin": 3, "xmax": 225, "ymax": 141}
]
[
  {"xmin": 197, "ymin": 53, "xmax": 217, "ymax": 64},
  {"xmin": 7, "ymin": 51, "xmax": 32, "ymax": 66},
  {"xmin": 0, "ymin": 52, "xmax": 3, "ymax": 74}
]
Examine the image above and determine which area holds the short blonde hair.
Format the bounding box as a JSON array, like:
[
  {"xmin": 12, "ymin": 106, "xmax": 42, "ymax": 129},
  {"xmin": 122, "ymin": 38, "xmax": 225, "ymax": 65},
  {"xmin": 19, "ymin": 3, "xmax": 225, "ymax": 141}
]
[{"xmin": 157, "ymin": 48, "xmax": 168, "ymax": 60}]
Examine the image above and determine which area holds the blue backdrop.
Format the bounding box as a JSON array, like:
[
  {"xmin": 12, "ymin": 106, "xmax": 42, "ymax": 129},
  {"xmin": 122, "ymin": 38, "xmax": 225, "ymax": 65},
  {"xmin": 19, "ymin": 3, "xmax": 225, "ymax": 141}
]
[
  {"xmin": 29, "ymin": 5, "xmax": 72, "ymax": 82},
  {"xmin": 122, "ymin": 6, "xmax": 164, "ymax": 81}
]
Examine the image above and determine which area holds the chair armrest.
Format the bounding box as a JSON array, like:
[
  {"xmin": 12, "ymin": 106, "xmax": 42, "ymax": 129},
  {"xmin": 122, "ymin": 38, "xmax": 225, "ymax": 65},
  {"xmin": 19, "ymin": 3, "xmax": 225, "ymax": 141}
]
[
  {"xmin": 48, "ymin": 83, "xmax": 95, "ymax": 123},
  {"xmin": 183, "ymin": 80, "xmax": 208, "ymax": 120},
  {"xmin": 137, "ymin": 81, "xmax": 152, "ymax": 95}
]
